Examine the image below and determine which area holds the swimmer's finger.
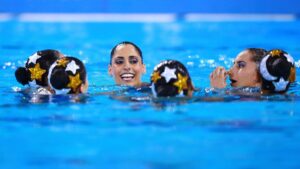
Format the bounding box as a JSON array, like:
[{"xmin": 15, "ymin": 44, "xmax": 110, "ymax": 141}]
[
  {"xmin": 210, "ymin": 71, "xmax": 216, "ymax": 79},
  {"xmin": 210, "ymin": 72, "xmax": 213, "ymax": 79},
  {"xmin": 215, "ymin": 67, "xmax": 222, "ymax": 76},
  {"xmin": 219, "ymin": 67, "xmax": 224, "ymax": 74},
  {"xmin": 212, "ymin": 68, "xmax": 218, "ymax": 78},
  {"xmin": 219, "ymin": 67, "xmax": 227, "ymax": 77}
]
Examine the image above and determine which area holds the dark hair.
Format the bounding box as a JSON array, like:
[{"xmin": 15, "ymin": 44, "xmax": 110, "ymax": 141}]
[
  {"xmin": 110, "ymin": 41, "xmax": 143, "ymax": 64},
  {"xmin": 260, "ymin": 49, "xmax": 295, "ymax": 93},
  {"xmin": 15, "ymin": 49, "xmax": 62, "ymax": 86},
  {"xmin": 247, "ymin": 48, "xmax": 268, "ymax": 64},
  {"xmin": 49, "ymin": 56, "xmax": 86, "ymax": 94},
  {"xmin": 246, "ymin": 48, "xmax": 267, "ymax": 82},
  {"xmin": 151, "ymin": 60, "xmax": 194, "ymax": 97}
]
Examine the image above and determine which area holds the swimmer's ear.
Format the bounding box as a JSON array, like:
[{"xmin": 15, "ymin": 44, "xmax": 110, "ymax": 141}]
[
  {"xmin": 108, "ymin": 64, "xmax": 113, "ymax": 76},
  {"xmin": 142, "ymin": 64, "xmax": 146, "ymax": 74}
]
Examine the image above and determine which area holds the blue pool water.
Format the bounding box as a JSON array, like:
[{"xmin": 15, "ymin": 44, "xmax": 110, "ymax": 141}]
[{"xmin": 1, "ymin": 20, "xmax": 300, "ymax": 169}]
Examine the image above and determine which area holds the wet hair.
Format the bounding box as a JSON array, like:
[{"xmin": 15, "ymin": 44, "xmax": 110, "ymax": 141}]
[
  {"xmin": 48, "ymin": 56, "xmax": 87, "ymax": 94},
  {"xmin": 259, "ymin": 49, "xmax": 296, "ymax": 93},
  {"xmin": 150, "ymin": 60, "xmax": 194, "ymax": 97},
  {"xmin": 110, "ymin": 41, "xmax": 143, "ymax": 64},
  {"xmin": 246, "ymin": 48, "xmax": 268, "ymax": 82},
  {"xmin": 15, "ymin": 49, "xmax": 63, "ymax": 87},
  {"xmin": 247, "ymin": 48, "xmax": 268, "ymax": 65}
]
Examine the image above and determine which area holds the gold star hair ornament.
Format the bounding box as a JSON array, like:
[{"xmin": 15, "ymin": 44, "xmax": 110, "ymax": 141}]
[
  {"xmin": 151, "ymin": 71, "xmax": 161, "ymax": 83},
  {"xmin": 56, "ymin": 58, "xmax": 69, "ymax": 67},
  {"xmin": 270, "ymin": 49, "xmax": 283, "ymax": 57},
  {"xmin": 173, "ymin": 73, "xmax": 188, "ymax": 93},
  {"xmin": 289, "ymin": 66, "xmax": 296, "ymax": 83},
  {"xmin": 67, "ymin": 73, "xmax": 82, "ymax": 92},
  {"xmin": 28, "ymin": 63, "xmax": 46, "ymax": 81}
]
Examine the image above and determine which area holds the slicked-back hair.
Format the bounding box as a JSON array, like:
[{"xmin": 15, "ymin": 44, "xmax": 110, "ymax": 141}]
[
  {"xmin": 110, "ymin": 41, "xmax": 143, "ymax": 64},
  {"xmin": 246, "ymin": 48, "xmax": 267, "ymax": 82}
]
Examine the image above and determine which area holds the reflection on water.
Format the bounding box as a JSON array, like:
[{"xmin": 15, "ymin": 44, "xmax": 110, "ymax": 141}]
[{"xmin": 9, "ymin": 83, "xmax": 300, "ymax": 105}]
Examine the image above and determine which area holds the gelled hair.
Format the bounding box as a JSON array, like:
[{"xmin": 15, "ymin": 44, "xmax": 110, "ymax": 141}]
[
  {"xmin": 246, "ymin": 48, "xmax": 268, "ymax": 83},
  {"xmin": 15, "ymin": 49, "xmax": 63, "ymax": 86},
  {"xmin": 247, "ymin": 48, "xmax": 268, "ymax": 65},
  {"xmin": 260, "ymin": 49, "xmax": 295, "ymax": 93},
  {"xmin": 151, "ymin": 60, "xmax": 194, "ymax": 97},
  {"xmin": 48, "ymin": 56, "xmax": 86, "ymax": 94},
  {"xmin": 110, "ymin": 41, "xmax": 143, "ymax": 64}
]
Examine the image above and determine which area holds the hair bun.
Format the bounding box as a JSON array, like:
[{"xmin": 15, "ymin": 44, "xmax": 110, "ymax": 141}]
[
  {"xmin": 268, "ymin": 57, "xmax": 291, "ymax": 80},
  {"xmin": 260, "ymin": 49, "xmax": 295, "ymax": 93},
  {"xmin": 150, "ymin": 60, "xmax": 193, "ymax": 97},
  {"xmin": 50, "ymin": 69, "xmax": 69, "ymax": 90},
  {"xmin": 15, "ymin": 67, "xmax": 31, "ymax": 85}
]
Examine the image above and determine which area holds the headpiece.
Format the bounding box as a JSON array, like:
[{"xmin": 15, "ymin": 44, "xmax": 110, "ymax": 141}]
[
  {"xmin": 150, "ymin": 60, "xmax": 193, "ymax": 97},
  {"xmin": 48, "ymin": 57, "xmax": 82, "ymax": 94},
  {"xmin": 259, "ymin": 49, "xmax": 295, "ymax": 92}
]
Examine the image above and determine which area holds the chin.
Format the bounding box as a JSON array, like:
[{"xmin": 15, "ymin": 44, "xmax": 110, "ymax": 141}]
[
  {"xmin": 230, "ymin": 83, "xmax": 237, "ymax": 87},
  {"xmin": 122, "ymin": 81, "xmax": 136, "ymax": 87}
]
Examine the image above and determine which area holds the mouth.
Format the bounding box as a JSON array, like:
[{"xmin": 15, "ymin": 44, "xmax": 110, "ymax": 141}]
[
  {"xmin": 230, "ymin": 78, "xmax": 237, "ymax": 85},
  {"xmin": 120, "ymin": 73, "xmax": 135, "ymax": 82}
]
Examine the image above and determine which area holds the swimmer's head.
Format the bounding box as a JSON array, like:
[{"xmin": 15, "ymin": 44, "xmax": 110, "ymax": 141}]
[
  {"xmin": 259, "ymin": 49, "xmax": 296, "ymax": 93},
  {"xmin": 109, "ymin": 41, "xmax": 145, "ymax": 87},
  {"xmin": 15, "ymin": 49, "xmax": 63, "ymax": 87},
  {"xmin": 150, "ymin": 60, "xmax": 194, "ymax": 97},
  {"xmin": 228, "ymin": 48, "xmax": 267, "ymax": 88},
  {"xmin": 110, "ymin": 41, "xmax": 143, "ymax": 64},
  {"xmin": 48, "ymin": 56, "xmax": 88, "ymax": 94}
]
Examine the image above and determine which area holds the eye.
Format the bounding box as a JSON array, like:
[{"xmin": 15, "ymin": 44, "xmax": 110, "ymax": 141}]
[
  {"xmin": 114, "ymin": 58, "xmax": 124, "ymax": 65},
  {"xmin": 129, "ymin": 57, "xmax": 139, "ymax": 64},
  {"xmin": 237, "ymin": 61, "xmax": 246, "ymax": 68}
]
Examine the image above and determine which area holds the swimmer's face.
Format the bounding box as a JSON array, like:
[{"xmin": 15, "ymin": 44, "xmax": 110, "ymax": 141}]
[
  {"xmin": 228, "ymin": 50, "xmax": 261, "ymax": 88},
  {"xmin": 108, "ymin": 44, "xmax": 146, "ymax": 87}
]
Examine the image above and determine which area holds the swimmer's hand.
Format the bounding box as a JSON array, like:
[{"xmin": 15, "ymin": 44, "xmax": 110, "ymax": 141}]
[{"xmin": 210, "ymin": 66, "xmax": 228, "ymax": 89}]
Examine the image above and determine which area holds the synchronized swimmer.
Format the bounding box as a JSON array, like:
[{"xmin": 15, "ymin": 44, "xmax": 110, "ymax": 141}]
[{"xmin": 15, "ymin": 41, "xmax": 296, "ymax": 98}]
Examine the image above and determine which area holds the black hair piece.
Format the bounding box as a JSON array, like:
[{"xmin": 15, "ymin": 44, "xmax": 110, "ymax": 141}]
[
  {"xmin": 15, "ymin": 49, "xmax": 62, "ymax": 86},
  {"xmin": 151, "ymin": 60, "xmax": 193, "ymax": 97},
  {"xmin": 49, "ymin": 56, "xmax": 86, "ymax": 94},
  {"xmin": 15, "ymin": 67, "xmax": 31, "ymax": 85}
]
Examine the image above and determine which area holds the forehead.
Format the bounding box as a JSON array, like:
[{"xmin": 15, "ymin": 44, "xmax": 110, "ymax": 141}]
[
  {"xmin": 113, "ymin": 44, "xmax": 140, "ymax": 58},
  {"xmin": 235, "ymin": 50, "xmax": 253, "ymax": 62}
]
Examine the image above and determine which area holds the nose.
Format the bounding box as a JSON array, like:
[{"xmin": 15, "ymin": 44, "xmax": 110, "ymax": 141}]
[
  {"xmin": 123, "ymin": 60, "xmax": 131, "ymax": 71},
  {"xmin": 228, "ymin": 67, "xmax": 233, "ymax": 76}
]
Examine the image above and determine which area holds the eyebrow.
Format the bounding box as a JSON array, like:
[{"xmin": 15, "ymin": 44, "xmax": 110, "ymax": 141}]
[
  {"xmin": 114, "ymin": 56, "xmax": 124, "ymax": 59},
  {"xmin": 129, "ymin": 55, "xmax": 139, "ymax": 59}
]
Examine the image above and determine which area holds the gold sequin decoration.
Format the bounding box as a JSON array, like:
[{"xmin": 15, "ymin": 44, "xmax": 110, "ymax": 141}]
[
  {"xmin": 67, "ymin": 73, "xmax": 82, "ymax": 92},
  {"xmin": 151, "ymin": 71, "xmax": 161, "ymax": 83},
  {"xmin": 56, "ymin": 58, "xmax": 69, "ymax": 67},
  {"xmin": 289, "ymin": 66, "xmax": 296, "ymax": 82},
  {"xmin": 270, "ymin": 49, "xmax": 283, "ymax": 57},
  {"xmin": 28, "ymin": 63, "xmax": 46, "ymax": 81},
  {"xmin": 173, "ymin": 73, "xmax": 188, "ymax": 93}
]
